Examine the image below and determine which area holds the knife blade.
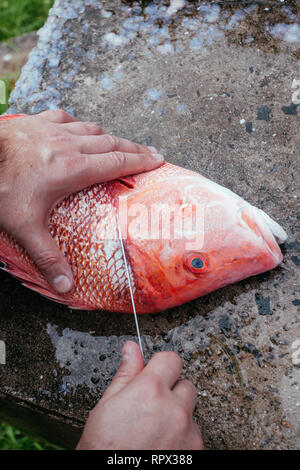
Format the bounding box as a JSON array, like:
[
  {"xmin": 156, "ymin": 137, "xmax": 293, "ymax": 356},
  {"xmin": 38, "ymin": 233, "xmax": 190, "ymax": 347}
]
[{"xmin": 117, "ymin": 218, "xmax": 145, "ymax": 361}]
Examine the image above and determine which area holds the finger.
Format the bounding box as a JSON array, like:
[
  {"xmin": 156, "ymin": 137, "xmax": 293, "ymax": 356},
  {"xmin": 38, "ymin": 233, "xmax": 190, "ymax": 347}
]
[
  {"xmin": 17, "ymin": 226, "xmax": 74, "ymax": 294},
  {"xmin": 190, "ymin": 423, "xmax": 205, "ymax": 450},
  {"xmin": 38, "ymin": 109, "xmax": 78, "ymax": 123},
  {"xmin": 77, "ymin": 134, "xmax": 158, "ymax": 156},
  {"xmin": 62, "ymin": 151, "xmax": 164, "ymax": 194},
  {"xmin": 172, "ymin": 379, "xmax": 197, "ymax": 413},
  {"xmin": 60, "ymin": 122, "xmax": 107, "ymax": 136},
  {"xmin": 141, "ymin": 351, "xmax": 183, "ymax": 389},
  {"xmin": 102, "ymin": 341, "xmax": 144, "ymax": 400}
]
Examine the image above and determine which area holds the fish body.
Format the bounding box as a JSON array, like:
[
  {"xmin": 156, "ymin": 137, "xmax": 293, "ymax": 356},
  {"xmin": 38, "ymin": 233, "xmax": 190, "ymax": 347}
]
[{"xmin": 0, "ymin": 114, "xmax": 287, "ymax": 313}]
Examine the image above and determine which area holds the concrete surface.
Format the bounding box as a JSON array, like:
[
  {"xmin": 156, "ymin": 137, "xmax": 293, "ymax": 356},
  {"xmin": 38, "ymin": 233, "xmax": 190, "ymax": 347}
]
[{"xmin": 0, "ymin": 0, "xmax": 299, "ymax": 449}]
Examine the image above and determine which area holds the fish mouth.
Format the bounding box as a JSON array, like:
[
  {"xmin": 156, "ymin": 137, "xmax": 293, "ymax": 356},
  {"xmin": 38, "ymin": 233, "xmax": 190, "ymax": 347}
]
[
  {"xmin": 256, "ymin": 209, "xmax": 287, "ymax": 244},
  {"xmin": 240, "ymin": 205, "xmax": 287, "ymax": 264}
]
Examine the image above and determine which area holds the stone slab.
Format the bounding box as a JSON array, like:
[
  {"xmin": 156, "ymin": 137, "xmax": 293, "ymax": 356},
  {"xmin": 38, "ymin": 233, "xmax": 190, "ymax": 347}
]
[{"xmin": 1, "ymin": 0, "xmax": 299, "ymax": 449}]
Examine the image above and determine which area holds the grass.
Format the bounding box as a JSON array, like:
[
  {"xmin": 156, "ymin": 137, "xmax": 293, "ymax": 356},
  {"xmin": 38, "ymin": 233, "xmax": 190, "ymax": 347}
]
[
  {"xmin": 0, "ymin": 0, "xmax": 54, "ymax": 42},
  {"xmin": 0, "ymin": 0, "xmax": 54, "ymax": 114},
  {"xmin": 0, "ymin": 75, "xmax": 17, "ymax": 115},
  {"xmin": 0, "ymin": 421, "xmax": 62, "ymax": 450},
  {"xmin": 0, "ymin": 0, "xmax": 61, "ymax": 449}
]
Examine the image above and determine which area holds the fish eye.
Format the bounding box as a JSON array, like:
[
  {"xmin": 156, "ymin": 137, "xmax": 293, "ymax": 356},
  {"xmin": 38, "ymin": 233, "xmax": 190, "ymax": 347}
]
[
  {"xmin": 185, "ymin": 252, "xmax": 208, "ymax": 274},
  {"xmin": 191, "ymin": 257, "xmax": 204, "ymax": 269}
]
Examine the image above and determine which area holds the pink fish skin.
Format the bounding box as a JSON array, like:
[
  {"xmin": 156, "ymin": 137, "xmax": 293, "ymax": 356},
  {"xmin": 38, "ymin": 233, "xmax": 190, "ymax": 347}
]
[{"xmin": 0, "ymin": 114, "xmax": 287, "ymax": 313}]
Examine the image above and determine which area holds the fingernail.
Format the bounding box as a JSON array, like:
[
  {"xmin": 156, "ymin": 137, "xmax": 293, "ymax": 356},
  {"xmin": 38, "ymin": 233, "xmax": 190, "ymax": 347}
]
[
  {"xmin": 148, "ymin": 146, "xmax": 158, "ymax": 153},
  {"xmin": 53, "ymin": 275, "xmax": 73, "ymax": 294},
  {"xmin": 152, "ymin": 153, "xmax": 164, "ymax": 162},
  {"xmin": 122, "ymin": 341, "xmax": 136, "ymax": 363}
]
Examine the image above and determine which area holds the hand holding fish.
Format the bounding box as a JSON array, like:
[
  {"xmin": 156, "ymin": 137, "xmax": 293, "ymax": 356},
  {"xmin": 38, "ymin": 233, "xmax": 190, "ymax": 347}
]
[
  {"xmin": 76, "ymin": 341, "xmax": 204, "ymax": 450},
  {"xmin": 0, "ymin": 110, "xmax": 164, "ymax": 294}
]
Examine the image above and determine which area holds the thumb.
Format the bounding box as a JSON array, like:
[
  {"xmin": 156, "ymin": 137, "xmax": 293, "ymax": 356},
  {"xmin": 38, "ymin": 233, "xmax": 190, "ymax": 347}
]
[
  {"xmin": 17, "ymin": 225, "xmax": 74, "ymax": 294},
  {"xmin": 102, "ymin": 341, "xmax": 144, "ymax": 400}
]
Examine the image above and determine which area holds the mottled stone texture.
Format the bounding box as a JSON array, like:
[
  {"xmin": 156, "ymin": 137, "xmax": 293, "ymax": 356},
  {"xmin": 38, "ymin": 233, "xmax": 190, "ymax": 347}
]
[{"xmin": 1, "ymin": 0, "xmax": 299, "ymax": 449}]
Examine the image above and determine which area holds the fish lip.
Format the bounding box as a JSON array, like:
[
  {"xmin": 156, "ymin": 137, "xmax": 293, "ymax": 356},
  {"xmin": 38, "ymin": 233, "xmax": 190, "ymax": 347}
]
[
  {"xmin": 239, "ymin": 204, "xmax": 286, "ymax": 264},
  {"xmin": 257, "ymin": 209, "xmax": 287, "ymax": 245}
]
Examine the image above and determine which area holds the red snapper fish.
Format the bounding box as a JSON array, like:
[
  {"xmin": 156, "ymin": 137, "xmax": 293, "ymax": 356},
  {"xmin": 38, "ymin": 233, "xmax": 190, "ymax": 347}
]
[{"xmin": 0, "ymin": 114, "xmax": 287, "ymax": 313}]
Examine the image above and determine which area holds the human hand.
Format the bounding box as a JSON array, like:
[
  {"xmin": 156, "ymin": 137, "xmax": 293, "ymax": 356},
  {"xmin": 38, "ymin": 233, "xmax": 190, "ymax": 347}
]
[
  {"xmin": 76, "ymin": 341, "xmax": 204, "ymax": 450},
  {"xmin": 0, "ymin": 110, "xmax": 163, "ymax": 294}
]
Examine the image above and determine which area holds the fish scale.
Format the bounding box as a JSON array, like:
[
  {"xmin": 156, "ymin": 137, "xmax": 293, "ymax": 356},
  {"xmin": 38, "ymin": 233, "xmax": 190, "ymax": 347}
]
[{"xmin": 50, "ymin": 184, "xmax": 133, "ymax": 311}]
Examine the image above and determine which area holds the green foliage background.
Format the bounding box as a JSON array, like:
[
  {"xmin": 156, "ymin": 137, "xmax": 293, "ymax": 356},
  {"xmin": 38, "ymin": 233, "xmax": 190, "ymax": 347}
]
[
  {"xmin": 0, "ymin": 0, "xmax": 54, "ymax": 114},
  {"xmin": 0, "ymin": 0, "xmax": 60, "ymax": 450},
  {"xmin": 0, "ymin": 0, "xmax": 54, "ymax": 42},
  {"xmin": 0, "ymin": 422, "xmax": 61, "ymax": 450}
]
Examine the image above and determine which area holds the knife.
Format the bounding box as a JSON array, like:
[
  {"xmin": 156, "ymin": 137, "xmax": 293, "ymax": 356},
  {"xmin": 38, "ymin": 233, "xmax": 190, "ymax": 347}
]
[{"xmin": 117, "ymin": 219, "xmax": 145, "ymax": 361}]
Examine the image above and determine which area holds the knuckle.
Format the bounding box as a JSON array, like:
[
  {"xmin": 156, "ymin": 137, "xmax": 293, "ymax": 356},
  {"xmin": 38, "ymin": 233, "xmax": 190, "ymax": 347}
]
[
  {"xmin": 34, "ymin": 250, "xmax": 60, "ymax": 271},
  {"xmin": 84, "ymin": 122, "xmax": 102, "ymax": 134},
  {"xmin": 158, "ymin": 351, "xmax": 183, "ymax": 368},
  {"xmin": 56, "ymin": 152, "xmax": 83, "ymax": 177},
  {"xmin": 114, "ymin": 365, "xmax": 131, "ymax": 383},
  {"xmin": 137, "ymin": 143, "xmax": 146, "ymax": 154},
  {"xmin": 182, "ymin": 379, "xmax": 197, "ymax": 395},
  {"xmin": 111, "ymin": 135, "xmax": 120, "ymax": 149},
  {"xmin": 145, "ymin": 374, "xmax": 164, "ymax": 400},
  {"xmin": 61, "ymin": 154, "xmax": 83, "ymax": 174},
  {"xmin": 173, "ymin": 405, "xmax": 190, "ymax": 431},
  {"xmin": 103, "ymin": 134, "xmax": 119, "ymax": 149},
  {"xmin": 0, "ymin": 137, "xmax": 9, "ymax": 164},
  {"xmin": 48, "ymin": 134, "xmax": 74, "ymax": 146},
  {"xmin": 110, "ymin": 150, "xmax": 126, "ymax": 169},
  {"xmin": 52, "ymin": 109, "xmax": 69, "ymax": 122}
]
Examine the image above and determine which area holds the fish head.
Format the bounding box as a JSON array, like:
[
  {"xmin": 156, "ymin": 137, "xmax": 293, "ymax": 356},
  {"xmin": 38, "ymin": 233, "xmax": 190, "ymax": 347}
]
[{"xmin": 123, "ymin": 171, "xmax": 287, "ymax": 313}]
